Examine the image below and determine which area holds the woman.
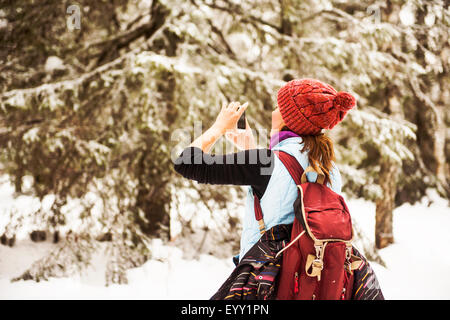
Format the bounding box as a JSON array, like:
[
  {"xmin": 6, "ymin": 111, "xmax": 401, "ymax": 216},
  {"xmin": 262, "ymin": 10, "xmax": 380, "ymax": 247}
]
[{"xmin": 174, "ymin": 79, "xmax": 382, "ymax": 300}]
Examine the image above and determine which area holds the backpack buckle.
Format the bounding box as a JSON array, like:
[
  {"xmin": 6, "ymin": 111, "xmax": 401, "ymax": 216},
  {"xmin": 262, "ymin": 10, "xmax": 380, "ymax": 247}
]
[
  {"xmin": 314, "ymin": 243, "xmax": 324, "ymax": 260},
  {"xmin": 345, "ymin": 244, "xmax": 357, "ymax": 274},
  {"xmin": 306, "ymin": 255, "xmax": 324, "ymax": 281},
  {"xmin": 312, "ymin": 259, "xmax": 324, "ymax": 270},
  {"xmin": 345, "ymin": 245, "xmax": 352, "ymax": 261},
  {"xmin": 306, "ymin": 243, "xmax": 326, "ymax": 281},
  {"xmin": 312, "ymin": 259, "xmax": 323, "ymax": 282}
]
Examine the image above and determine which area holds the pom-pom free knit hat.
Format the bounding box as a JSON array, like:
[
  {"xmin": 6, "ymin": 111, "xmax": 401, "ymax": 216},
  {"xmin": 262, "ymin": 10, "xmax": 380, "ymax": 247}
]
[{"xmin": 277, "ymin": 78, "xmax": 356, "ymax": 135}]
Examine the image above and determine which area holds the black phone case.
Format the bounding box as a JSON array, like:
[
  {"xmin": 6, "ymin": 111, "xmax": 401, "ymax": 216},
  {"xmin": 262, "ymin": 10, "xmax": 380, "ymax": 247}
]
[{"xmin": 237, "ymin": 110, "xmax": 246, "ymax": 129}]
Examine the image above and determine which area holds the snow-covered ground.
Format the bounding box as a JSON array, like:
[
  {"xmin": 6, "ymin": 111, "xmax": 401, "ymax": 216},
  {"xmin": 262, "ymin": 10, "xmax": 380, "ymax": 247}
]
[
  {"xmin": 0, "ymin": 183, "xmax": 449, "ymax": 299},
  {"xmin": 348, "ymin": 191, "xmax": 450, "ymax": 300}
]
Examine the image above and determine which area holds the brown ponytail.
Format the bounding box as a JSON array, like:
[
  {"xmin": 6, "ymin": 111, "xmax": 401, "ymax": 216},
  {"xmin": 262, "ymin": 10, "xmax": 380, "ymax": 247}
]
[{"xmin": 280, "ymin": 126, "xmax": 335, "ymax": 186}]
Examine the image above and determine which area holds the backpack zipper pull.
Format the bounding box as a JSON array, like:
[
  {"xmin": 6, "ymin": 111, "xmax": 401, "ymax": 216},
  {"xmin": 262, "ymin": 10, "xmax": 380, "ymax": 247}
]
[
  {"xmin": 294, "ymin": 272, "xmax": 299, "ymax": 294},
  {"xmin": 340, "ymin": 287, "xmax": 346, "ymax": 300}
]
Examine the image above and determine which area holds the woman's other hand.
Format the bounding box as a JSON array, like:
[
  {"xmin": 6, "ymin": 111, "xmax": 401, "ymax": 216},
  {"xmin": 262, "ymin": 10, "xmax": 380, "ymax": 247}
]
[
  {"xmin": 213, "ymin": 101, "xmax": 249, "ymax": 134},
  {"xmin": 225, "ymin": 118, "xmax": 257, "ymax": 150},
  {"xmin": 187, "ymin": 101, "xmax": 250, "ymax": 153}
]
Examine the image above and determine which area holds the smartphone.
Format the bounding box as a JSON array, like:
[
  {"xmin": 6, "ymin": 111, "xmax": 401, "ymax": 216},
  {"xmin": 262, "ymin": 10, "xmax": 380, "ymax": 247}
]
[{"xmin": 237, "ymin": 110, "xmax": 246, "ymax": 129}]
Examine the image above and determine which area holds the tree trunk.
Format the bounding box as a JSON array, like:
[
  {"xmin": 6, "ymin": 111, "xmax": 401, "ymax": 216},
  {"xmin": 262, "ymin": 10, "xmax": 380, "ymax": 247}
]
[
  {"xmin": 412, "ymin": 5, "xmax": 449, "ymax": 195},
  {"xmin": 375, "ymin": 158, "xmax": 398, "ymax": 249},
  {"xmin": 375, "ymin": 84, "xmax": 402, "ymax": 249}
]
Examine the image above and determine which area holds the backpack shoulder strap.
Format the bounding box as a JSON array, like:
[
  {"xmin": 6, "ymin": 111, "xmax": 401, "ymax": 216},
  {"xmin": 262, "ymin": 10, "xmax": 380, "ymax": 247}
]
[
  {"xmin": 253, "ymin": 150, "xmax": 327, "ymax": 235},
  {"xmin": 253, "ymin": 193, "xmax": 265, "ymax": 235},
  {"xmin": 273, "ymin": 150, "xmax": 304, "ymax": 185},
  {"xmin": 274, "ymin": 150, "xmax": 329, "ymax": 185},
  {"xmin": 253, "ymin": 150, "xmax": 304, "ymax": 235}
]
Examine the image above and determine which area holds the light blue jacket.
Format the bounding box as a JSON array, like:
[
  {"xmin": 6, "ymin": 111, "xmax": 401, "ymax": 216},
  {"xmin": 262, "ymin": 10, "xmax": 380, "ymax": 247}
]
[{"xmin": 238, "ymin": 136, "xmax": 343, "ymax": 261}]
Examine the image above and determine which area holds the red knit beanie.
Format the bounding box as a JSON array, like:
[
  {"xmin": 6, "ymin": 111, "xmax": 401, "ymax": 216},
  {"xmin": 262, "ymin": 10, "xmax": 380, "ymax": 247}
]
[{"xmin": 277, "ymin": 78, "xmax": 356, "ymax": 135}]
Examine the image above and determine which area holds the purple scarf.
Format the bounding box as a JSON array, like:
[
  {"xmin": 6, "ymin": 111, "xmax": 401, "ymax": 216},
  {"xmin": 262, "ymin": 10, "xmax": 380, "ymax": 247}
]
[{"xmin": 269, "ymin": 130, "xmax": 300, "ymax": 149}]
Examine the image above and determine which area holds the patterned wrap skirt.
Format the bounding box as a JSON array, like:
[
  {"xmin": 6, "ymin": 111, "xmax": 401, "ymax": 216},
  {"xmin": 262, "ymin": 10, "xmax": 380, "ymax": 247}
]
[{"xmin": 210, "ymin": 224, "xmax": 384, "ymax": 300}]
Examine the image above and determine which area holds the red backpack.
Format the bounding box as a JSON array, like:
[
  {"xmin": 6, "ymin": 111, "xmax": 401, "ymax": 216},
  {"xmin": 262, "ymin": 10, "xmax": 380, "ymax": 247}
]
[{"xmin": 271, "ymin": 150, "xmax": 362, "ymax": 300}]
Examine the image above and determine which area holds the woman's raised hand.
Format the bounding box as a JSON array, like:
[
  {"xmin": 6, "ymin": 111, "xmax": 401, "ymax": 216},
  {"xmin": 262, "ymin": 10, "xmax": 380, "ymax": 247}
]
[
  {"xmin": 225, "ymin": 118, "xmax": 257, "ymax": 150},
  {"xmin": 213, "ymin": 101, "xmax": 249, "ymax": 134}
]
